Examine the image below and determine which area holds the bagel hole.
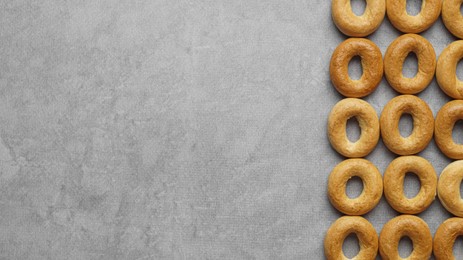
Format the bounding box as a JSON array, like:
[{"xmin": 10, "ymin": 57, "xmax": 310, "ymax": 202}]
[
  {"xmin": 342, "ymin": 233, "xmax": 360, "ymax": 258},
  {"xmin": 346, "ymin": 176, "xmax": 364, "ymax": 199},
  {"xmin": 453, "ymin": 236, "xmax": 463, "ymax": 258},
  {"xmin": 402, "ymin": 52, "xmax": 419, "ymax": 79},
  {"xmin": 399, "ymin": 113, "xmax": 414, "ymax": 138},
  {"xmin": 460, "ymin": 181, "xmax": 463, "ymax": 199},
  {"xmin": 457, "ymin": 59, "xmax": 463, "ymax": 81},
  {"xmin": 348, "ymin": 56, "xmax": 363, "ymax": 80},
  {"xmin": 399, "ymin": 237, "xmax": 413, "ymax": 258},
  {"xmin": 404, "ymin": 172, "xmax": 421, "ymax": 199},
  {"xmin": 346, "ymin": 117, "xmax": 361, "ymax": 142},
  {"xmin": 350, "ymin": 0, "xmax": 366, "ymax": 16},
  {"xmin": 406, "ymin": 0, "xmax": 422, "ymax": 16},
  {"xmin": 453, "ymin": 120, "xmax": 463, "ymax": 145}
]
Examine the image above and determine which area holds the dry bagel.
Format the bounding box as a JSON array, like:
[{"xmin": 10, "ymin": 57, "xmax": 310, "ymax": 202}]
[
  {"xmin": 328, "ymin": 159, "xmax": 383, "ymax": 215},
  {"xmin": 379, "ymin": 215, "xmax": 432, "ymax": 260},
  {"xmin": 442, "ymin": 0, "xmax": 463, "ymax": 39},
  {"xmin": 330, "ymin": 38, "xmax": 384, "ymax": 98},
  {"xmin": 434, "ymin": 218, "xmax": 463, "ymax": 260},
  {"xmin": 386, "ymin": 0, "xmax": 442, "ymax": 33},
  {"xmin": 325, "ymin": 216, "xmax": 378, "ymax": 260},
  {"xmin": 328, "ymin": 98, "xmax": 380, "ymax": 157},
  {"xmin": 383, "ymin": 156, "xmax": 437, "ymax": 214},
  {"xmin": 380, "ymin": 95, "xmax": 434, "ymax": 155},
  {"xmin": 435, "ymin": 100, "xmax": 463, "ymax": 159},
  {"xmin": 436, "ymin": 41, "xmax": 463, "ymax": 99},
  {"xmin": 384, "ymin": 34, "xmax": 436, "ymax": 94},
  {"xmin": 332, "ymin": 0, "xmax": 386, "ymax": 37},
  {"xmin": 437, "ymin": 160, "xmax": 463, "ymax": 217}
]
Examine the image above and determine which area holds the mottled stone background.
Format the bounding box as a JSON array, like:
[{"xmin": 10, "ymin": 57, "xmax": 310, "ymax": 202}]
[{"xmin": 0, "ymin": 0, "xmax": 461, "ymax": 259}]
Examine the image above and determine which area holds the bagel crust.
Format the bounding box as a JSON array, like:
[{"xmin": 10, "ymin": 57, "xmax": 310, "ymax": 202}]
[
  {"xmin": 379, "ymin": 215, "xmax": 432, "ymax": 260},
  {"xmin": 386, "ymin": 0, "xmax": 442, "ymax": 33},
  {"xmin": 332, "ymin": 0, "xmax": 386, "ymax": 37},
  {"xmin": 384, "ymin": 34, "xmax": 436, "ymax": 94},
  {"xmin": 328, "ymin": 98, "xmax": 380, "ymax": 157},
  {"xmin": 442, "ymin": 0, "xmax": 463, "ymax": 39},
  {"xmin": 325, "ymin": 216, "xmax": 378, "ymax": 260},
  {"xmin": 330, "ymin": 38, "xmax": 384, "ymax": 98},
  {"xmin": 380, "ymin": 95, "xmax": 434, "ymax": 155},
  {"xmin": 383, "ymin": 156, "xmax": 437, "ymax": 214},
  {"xmin": 436, "ymin": 41, "xmax": 463, "ymax": 99},
  {"xmin": 435, "ymin": 100, "xmax": 463, "ymax": 159},
  {"xmin": 328, "ymin": 159, "xmax": 383, "ymax": 215},
  {"xmin": 438, "ymin": 160, "xmax": 463, "ymax": 217},
  {"xmin": 434, "ymin": 218, "xmax": 463, "ymax": 260}
]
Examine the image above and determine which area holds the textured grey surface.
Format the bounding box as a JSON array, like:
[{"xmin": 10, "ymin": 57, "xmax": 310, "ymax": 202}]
[{"xmin": 0, "ymin": 0, "xmax": 461, "ymax": 259}]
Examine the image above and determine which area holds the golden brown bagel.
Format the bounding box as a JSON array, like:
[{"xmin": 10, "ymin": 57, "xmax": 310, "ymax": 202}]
[
  {"xmin": 325, "ymin": 216, "xmax": 378, "ymax": 260},
  {"xmin": 379, "ymin": 215, "xmax": 432, "ymax": 260},
  {"xmin": 386, "ymin": 0, "xmax": 442, "ymax": 33},
  {"xmin": 330, "ymin": 38, "xmax": 384, "ymax": 98},
  {"xmin": 435, "ymin": 100, "xmax": 463, "ymax": 159},
  {"xmin": 328, "ymin": 98, "xmax": 380, "ymax": 158},
  {"xmin": 437, "ymin": 161, "xmax": 463, "ymax": 217},
  {"xmin": 436, "ymin": 41, "xmax": 463, "ymax": 99},
  {"xmin": 442, "ymin": 0, "xmax": 463, "ymax": 39},
  {"xmin": 383, "ymin": 156, "xmax": 437, "ymax": 214},
  {"xmin": 328, "ymin": 159, "xmax": 383, "ymax": 215},
  {"xmin": 380, "ymin": 95, "xmax": 434, "ymax": 155},
  {"xmin": 332, "ymin": 0, "xmax": 386, "ymax": 37},
  {"xmin": 434, "ymin": 218, "xmax": 463, "ymax": 260},
  {"xmin": 384, "ymin": 34, "xmax": 436, "ymax": 94}
]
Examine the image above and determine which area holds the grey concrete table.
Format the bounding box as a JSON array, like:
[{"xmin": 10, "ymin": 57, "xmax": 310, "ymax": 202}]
[{"xmin": 0, "ymin": 0, "xmax": 461, "ymax": 259}]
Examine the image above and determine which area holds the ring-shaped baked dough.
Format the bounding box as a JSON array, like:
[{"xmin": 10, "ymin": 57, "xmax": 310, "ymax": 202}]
[
  {"xmin": 386, "ymin": 0, "xmax": 442, "ymax": 33},
  {"xmin": 435, "ymin": 100, "xmax": 463, "ymax": 159},
  {"xmin": 328, "ymin": 98, "xmax": 380, "ymax": 158},
  {"xmin": 434, "ymin": 218, "xmax": 463, "ymax": 260},
  {"xmin": 380, "ymin": 95, "xmax": 434, "ymax": 155},
  {"xmin": 437, "ymin": 41, "xmax": 463, "ymax": 99},
  {"xmin": 384, "ymin": 34, "xmax": 436, "ymax": 94},
  {"xmin": 325, "ymin": 216, "xmax": 378, "ymax": 260},
  {"xmin": 383, "ymin": 156, "xmax": 437, "ymax": 214},
  {"xmin": 332, "ymin": 0, "xmax": 386, "ymax": 37},
  {"xmin": 328, "ymin": 159, "xmax": 383, "ymax": 215},
  {"xmin": 438, "ymin": 161, "xmax": 463, "ymax": 217},
  {"xmin": 379, "ymin": 215, "xmax": 432, "ymax": 260},
  {"xmin": 442, "ymin": 0, "xmax": 463, "ymax": 39},
  {"xmin": 330, "ymin": 38, "xmax": 384, "ymax": 98}
]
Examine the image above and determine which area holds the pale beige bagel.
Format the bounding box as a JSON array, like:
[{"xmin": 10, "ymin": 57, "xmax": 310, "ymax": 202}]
[
  {"xmin": 325, "ymin": 216, "xmax": 378, "ymax": 260},
  {"xmin": 328, "ymin": 98, "xmax": 380, "ymax": 157},
  {"xmin": 328, "ymin": 159, "xmax": 383, "ymax": 215},
  {"xmin": 384, "ymin": 34, "xmax": 436, "ymax": 94},
  {"xmin": 436, "ymin": 41, "xmax": 463, "ymax": 99},
  {"xmin": 437, "ymin": 160, "xmax": 463, "ymax": 217},
  {"xmin": 380, "ymin": 95, "xmax": 434, "ymax": 155},
  {"xmin": 332, "ymin": 0, "xmax": 386, "ymax": 37},
  {"xmin": 386, "ymin": 0, "xmax": 442, "ymax": 33},
  {"xmin": 383, "ymin": 156, "xmax": 437, "ymax": 214},
  {"xmin": 379, "ymin": 215, "xmax": 432, "ymax": 260},
  {"xmin": 442, "ymin": 0, "xmax": 463, "ymax": 39},
  {"xmin": 330, "ymin": 38, "xmax": 384, "ymax": 98},
  {"xmin": 434, "ymin": 218, "xmax": 463, "ymax": 260},
  {"xmin": 435, "ymin": 100, "xmax": 463, "ymax": 159}
]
